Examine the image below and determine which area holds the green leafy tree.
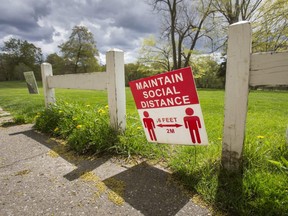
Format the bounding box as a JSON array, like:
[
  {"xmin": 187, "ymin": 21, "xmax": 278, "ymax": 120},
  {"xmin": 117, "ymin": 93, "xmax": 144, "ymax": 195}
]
[
  {"xmin": 208, "ymin": 1, "xmax": 264, "ymax": 84},
  {"xmin": 138, "ymin": 35, "xmax": 172, "ymax": 71},
  {"xmin": 0, "ymin": 38, "xmax": 43, "ymax": 80},
  {"xmin": 59, "ymin": 26, "xmax": 100, "ymax": 74},
  {"xmin": 211, "ymin": 0, "xmax": 287, "ymax": 82},
  {"xmin": 252, "ymin": 0, "xmax": 288, "ymax": 52},
  {"xmin": 46, "ymin": 53, "xmax": 66, "ymax": 75},
  {"xmin": 211, "ymin": 0, "xmax": 287, "ymax": 52},
  {"xmin": 0, "ymin": 53, "xmax": 10, "ymax": 81},
  {"xmin": 191, "ymin": 56, "xmax": 223, "ymax": 88},
  {"xmin": 124, "ymin": 63, "xmax": 157, "ymax": 86},
  {"xmin": 125, "ymin": 63, "xmax": 142, "ymax": 86},
  {"xmin": 207, "ymin": 0, "xmax": 264, "ymax": 52}
]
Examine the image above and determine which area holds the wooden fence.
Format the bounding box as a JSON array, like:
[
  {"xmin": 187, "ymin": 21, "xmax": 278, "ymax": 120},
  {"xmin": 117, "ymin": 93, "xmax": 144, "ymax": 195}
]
[
  {"xmin": 40, "ymin": 23, "xmax": 287, "ymax": 169},
  {"xmin": 222, "ymin": 21, "xmax": 288, "ymax": 170},
  {"xmin": 41, "ymin": 49, "xmax": 126, "ymax": 131}
]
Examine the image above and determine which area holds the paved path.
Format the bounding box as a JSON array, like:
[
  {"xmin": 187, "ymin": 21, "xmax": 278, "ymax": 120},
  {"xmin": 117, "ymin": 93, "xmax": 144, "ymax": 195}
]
[{"xmin": 0, "ymin": 114, "xmax": 211, "ymax": 215}]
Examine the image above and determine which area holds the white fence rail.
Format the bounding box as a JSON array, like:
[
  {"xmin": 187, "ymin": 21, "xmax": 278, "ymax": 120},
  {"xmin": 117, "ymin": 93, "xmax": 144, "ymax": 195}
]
[
  {"xmin": 250, "ymin": 51, "xmax": 288, "ymax": 86},
  {"xmin": 222, "ymin": 21, "xmax": 288, "ymax": 170},
  {"xmin": 47, "ymin": 72, "xmax": 108, "ymax": 90},
  {"xmin": 41, "ymin": 49, "xmax": 126, "ymax": 131}
]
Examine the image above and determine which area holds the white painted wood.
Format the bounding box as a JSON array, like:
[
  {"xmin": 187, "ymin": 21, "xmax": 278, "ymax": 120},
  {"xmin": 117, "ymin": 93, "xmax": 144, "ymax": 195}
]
[
  {"xmin": 41, "ymin": 50, "xmax": 126, "ymax": 131},
  {"xmin": 41, "ymin": 63, "xmax": 55, "ymax": 108},
  {"xmin": 23, "ymin": 71, "xmax": 39, "ymax": 94},
  {"xmin": 250, "ymin": 51, "xmax": 288, "ymax": 86},
  {"xmin": 222, "ymin": 21, "xmax": 252, "ymax": 170},
  {"xmin": 106, "ymin": 49, "xmax": 126, "ymax": 131},
  {"xmin": 47, "ymin": 72, "xmax": 108, "ymax": 90}
]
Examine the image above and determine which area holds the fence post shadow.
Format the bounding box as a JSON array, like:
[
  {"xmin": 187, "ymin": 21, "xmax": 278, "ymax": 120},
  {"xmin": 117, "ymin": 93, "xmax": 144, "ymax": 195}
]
[
  {"xmin": 9, "ymin": 128, "xmax": 112, "ymax": 181},
  {"xmin": 215, "ymin": 165, "xmax": 244, "ymax": 215},
  {"xmin": 102, "ymin": 161, "xmax": 205, "ymax": 216}
]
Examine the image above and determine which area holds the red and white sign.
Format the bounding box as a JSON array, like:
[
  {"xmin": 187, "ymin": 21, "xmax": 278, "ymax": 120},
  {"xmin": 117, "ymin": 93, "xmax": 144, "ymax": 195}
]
[{"xmin": 129, "ymin": 67, "xmax": 208, "ymax": 145}]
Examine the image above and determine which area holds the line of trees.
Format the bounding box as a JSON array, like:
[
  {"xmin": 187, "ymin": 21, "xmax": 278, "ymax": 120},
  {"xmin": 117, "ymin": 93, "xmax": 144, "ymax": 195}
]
[
  {"xmin": 0, "ymin": 26, "xmax": 102, "ymax": 81},
  {"xmin": 1, "ymin": 0, "xmax": 287, "ymax": 89},
  {"xmin": 0, "ymin": 38, "xmax": 43, "ymax": 81}
]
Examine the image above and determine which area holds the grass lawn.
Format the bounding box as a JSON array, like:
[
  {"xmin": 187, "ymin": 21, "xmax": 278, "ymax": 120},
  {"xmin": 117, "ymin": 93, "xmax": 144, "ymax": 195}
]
[
  {"xmin": 0, "ymin": 81, "xmax": 138, "ymax": 121},
  {"xmin": 0, "ymin": 81, "xmax": 287, "ymax": 215}
]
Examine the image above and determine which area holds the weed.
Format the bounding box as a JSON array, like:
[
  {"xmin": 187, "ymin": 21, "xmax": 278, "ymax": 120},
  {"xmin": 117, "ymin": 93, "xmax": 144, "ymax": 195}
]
[{"xmin": 34, "ymin": 101, "xmax": 118, "ymax": 154}]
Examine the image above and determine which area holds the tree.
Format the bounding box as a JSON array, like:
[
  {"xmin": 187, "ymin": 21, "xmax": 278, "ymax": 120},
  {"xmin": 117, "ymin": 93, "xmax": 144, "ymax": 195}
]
[
  {"xmin": 207, "ymin": 0, "xmax": 264, "ymax": 84},
  {"xmin": 206, "ymin": 0, "xmax": 264, "ymax": 52},
  {"xmin": 211, "ymin": 0, "xmax": 287, "ymax": 81},
  {"xmin": 252, "ymin": 0, "xmax": 288, "ymax": 52},
  {"xmin": 125, "ymin": 62, "xmax": 159, "ymax": 86},
  {"xmin": 138, "ymin": 35, "xmax": 172, "ymax": 71},
  {"xmin": 150, "ymin": 0, "xmax": 214, "ymax": 69},
  {"xmin": 125, "ymin": 63, "xmax": 143, "ymax": 86},
  {"xmin": 46, "ymin": 53, "xmax": 66, "ymax": 75},
  {"xmin": 0, "ymin": 38, "xmax": 43, "ymax": 81},
  {"xmin": 191, "ymin": 55, "xmax": 223, "ymax": 88},
  {"xmin": 0, "ymin": 54, "xmax": 10, "ymax": 81},
  {"xmin": 211, "ymin": 0, "xmax": 288, "ymax": 52},
  {"xmin": 59, "ymin": 26, "xmax": 100, "ymax": 74},
  {"xmin": 212, "ymin": 0, "xmax": 263, "ymax": 24}
]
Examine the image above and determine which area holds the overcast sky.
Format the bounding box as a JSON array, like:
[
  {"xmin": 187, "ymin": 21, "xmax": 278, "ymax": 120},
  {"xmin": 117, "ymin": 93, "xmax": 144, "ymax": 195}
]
[{"xmin": 0, "ymin": 0, "xmax": 161, "ymax": 64}]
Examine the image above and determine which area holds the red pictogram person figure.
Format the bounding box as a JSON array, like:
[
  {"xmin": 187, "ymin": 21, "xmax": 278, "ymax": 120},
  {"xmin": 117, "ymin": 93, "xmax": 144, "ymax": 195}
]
[
  {"xmin": 183, "ymin": 108, "xmax": 201, "ymax": 144},
  {"xmin": 143, "ymin": 111, "xmax": 157, "ymax": 141}
]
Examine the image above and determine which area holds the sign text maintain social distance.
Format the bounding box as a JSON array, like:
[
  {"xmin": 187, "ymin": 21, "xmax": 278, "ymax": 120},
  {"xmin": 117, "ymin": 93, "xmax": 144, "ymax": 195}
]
[
  {"xmin": 129, "ymin": 67, "xmax": 208, "ymax": 145},
  {"xmin": 131, "ymin": 69, "xmax": 199, "ymax": 109}
]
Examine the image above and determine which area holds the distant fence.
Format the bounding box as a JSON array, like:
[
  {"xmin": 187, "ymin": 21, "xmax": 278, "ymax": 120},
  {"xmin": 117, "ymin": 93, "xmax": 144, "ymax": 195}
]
[
  {"xmin": 41, "ymin": 49, "xmax": 126, "ymax": 131},
  {"xmin": 222, "ymin": 21, "xmax": 288, "ymax": 170}
]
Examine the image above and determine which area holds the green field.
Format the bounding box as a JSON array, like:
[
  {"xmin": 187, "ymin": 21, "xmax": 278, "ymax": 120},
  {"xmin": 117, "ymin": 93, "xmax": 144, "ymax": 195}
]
[{"xmin": 0, "ymin": 81, "xmax": 287, "ymax": 215}]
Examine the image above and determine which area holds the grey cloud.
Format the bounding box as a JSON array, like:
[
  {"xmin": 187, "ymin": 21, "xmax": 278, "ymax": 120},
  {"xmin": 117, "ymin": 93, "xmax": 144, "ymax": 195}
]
[
  {"xmin": 54, "ymin": 0, "xmax": 159, "ymax": 33},
  {"xmin": 0, "ymin": 0, "xmax": 54, "ymax": 42},
  {"xmin": 0, "ymin": 0, "xmax": 160, "ymax": 62},
  {"xmin": 93, "ymin": 0, "xmax": 158, "ymax": 33},
  {"xmin": 115, "ymin": 12, "xmax": 158, "ymax": 33}
]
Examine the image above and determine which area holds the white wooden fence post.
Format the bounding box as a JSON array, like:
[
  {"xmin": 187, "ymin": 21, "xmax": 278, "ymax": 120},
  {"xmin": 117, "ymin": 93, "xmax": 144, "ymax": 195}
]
[
  {"xmin": 222, "ymin": 21, "xmax": 252, "ymax": 171},
  {"xmin": 41, "ymin": 63, "xmax": 55, "ymax": 108},
  {"xmin": 106, "ymin": 49, "xmax": 126, "ymax": 131}
]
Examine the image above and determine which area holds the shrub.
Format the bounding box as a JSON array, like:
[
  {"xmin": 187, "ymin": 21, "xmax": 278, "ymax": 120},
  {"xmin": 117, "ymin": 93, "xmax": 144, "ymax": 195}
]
[
  {"xmin": 35, "ymin": 102, "xmax": 117, "ymax": 154},
  {"xmin": 34, "ymin": 101, "xmax": 167, "ymax": 157}
]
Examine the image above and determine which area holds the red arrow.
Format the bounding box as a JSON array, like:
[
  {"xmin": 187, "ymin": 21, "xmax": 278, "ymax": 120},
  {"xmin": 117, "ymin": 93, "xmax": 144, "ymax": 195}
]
[{"xmin": 157, "ymin": 124, "xmax": 182, "ymax": 128}]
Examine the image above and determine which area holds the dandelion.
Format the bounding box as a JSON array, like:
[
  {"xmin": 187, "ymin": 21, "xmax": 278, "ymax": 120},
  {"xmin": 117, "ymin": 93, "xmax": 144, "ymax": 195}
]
[
  {"xmin": 257, "ymin": 135, "xmax": 264, "ymax": 139},
  {"xmin": 98, "ymin": 109, "xmax": 106, "ymax": 115},
  {"xmin": 35, "ymin": 113, "xmax": 41, "ymax": 119},
  {"xmin": 137, "ymin": 126, "xmax": 142, "ymax": 130},
  {"xmin": 105, "ymin": 105, "xmax": 109, "ymax": 109},
  {"xmin": 54, "ymin": 127, "xmax": 59, "ymax": 132},
  {"xmin": 76, "ymin": 125, "xmax": 82, "ymax": 129}
]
